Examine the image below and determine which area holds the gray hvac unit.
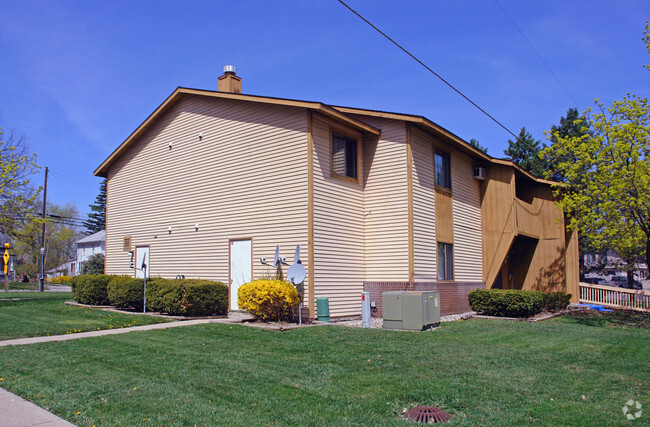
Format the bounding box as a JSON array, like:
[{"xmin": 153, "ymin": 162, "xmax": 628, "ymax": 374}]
[{"xmin": 382, "ymin": 291, "xmax": 440, "ymax": 331}]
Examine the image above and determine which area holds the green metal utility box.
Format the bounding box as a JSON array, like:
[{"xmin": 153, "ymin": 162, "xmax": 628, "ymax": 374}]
[
  {"xmin": 316, "ymin": 297, "xmax": 330, "ymax": 322},
  {"xmin": 382, "ymin": 291, "xmax": 440, "ymax": 331}
]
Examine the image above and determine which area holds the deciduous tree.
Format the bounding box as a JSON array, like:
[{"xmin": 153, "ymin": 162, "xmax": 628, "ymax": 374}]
[
  {"xmin": 13, "ymin": 202, "xmax": 82, "ymax": 276},
  {"xmin": 0, "ymin": 127, "xmax": 40, "ymax": 237},
  {"xmin": 542, "ymin": 24, "xmax": 650, "ymax": 286},
  {"xmin": 545, "ymin": 108, "xmax": 596, "ymax": 278}
]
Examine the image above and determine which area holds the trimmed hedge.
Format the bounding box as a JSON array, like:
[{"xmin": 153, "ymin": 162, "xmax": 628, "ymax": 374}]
[
  {"xmin": 468, "ymin": 289, "xmax": 572, "ymax": 317},
  {"xmin": 72, "ymin": 275, "xmax": 227, "ymax": 316},
  {"xmin": 468, "ymin": 289, "xmax": 545, "ymax": 317},
  {"xmin": 107, "ymin": 276, "xmax": 144, "ymax": 311},
  {"xmin": 543, "ymin": 292, "xmax": 572, "ymax": 311},
  {"xmin": 71, "ymin": 274, "xmax": 112, "ymax": 305},
  {"xmin": 183, "ymin": 280, "xmax": 228, "ymax": 317},
  {"xmin": 146, "ymin": 278, "xmax": 228, "ymax": 316},
  {"xmin": 146, "ymin": 278, "xmax": 184, "ymax": 315}
]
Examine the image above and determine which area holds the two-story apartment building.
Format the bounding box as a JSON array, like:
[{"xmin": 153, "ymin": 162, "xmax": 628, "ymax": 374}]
[{"xmin": 95, "ymin": 68, "xmax": 578, "ymax": 318}]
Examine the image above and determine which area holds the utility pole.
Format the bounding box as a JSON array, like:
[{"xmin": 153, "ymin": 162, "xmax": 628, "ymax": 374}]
[{"xmin": 39, "ymin": 167, "xmax": 48, "ymax": 292}]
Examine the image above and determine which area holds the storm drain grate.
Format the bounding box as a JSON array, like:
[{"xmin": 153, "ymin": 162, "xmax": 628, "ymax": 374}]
[{"xmin": 400, "ymin": 406, "xmax": 451, "ymax": 423}]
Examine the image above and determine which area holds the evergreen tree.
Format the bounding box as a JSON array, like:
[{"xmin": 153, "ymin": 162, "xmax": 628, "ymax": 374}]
[
  {"xmin": 469, "ymin": 138, "xmax": 488, "ymax": 154},
  {"xmin": 83, "ymin": 179, "xmax": 106, "ymax": 235},
  {"xmin": 544, "ymin": 108, "xmax": 595, "ymax": 279},
  {"xmin": 503, "ymin": 127, "xmax": 547, "ymax": 177},
  {"xmin": 545, "ymin": 108, "xmax": 591, "ymax": 182},
  {"xmin": 81, "ymin": 253, "xmax": 105, "ymax": 275}
]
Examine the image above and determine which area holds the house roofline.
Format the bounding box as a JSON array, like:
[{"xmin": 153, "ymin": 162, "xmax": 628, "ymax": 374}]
[
  {"xmin": 94, "ymin": 87, "xmax": 380, "ymax": 177},
  {"xmin": 333, "ymin": 105, "xmax": 557, "ymax": 185},
  {"xmin": 95, "ymin": 87, "xmax": 557, "ymax": 187}
]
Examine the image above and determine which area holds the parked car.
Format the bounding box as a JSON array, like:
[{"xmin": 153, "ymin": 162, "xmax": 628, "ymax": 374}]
[
  {"xmin": 601, "ymin": 275, "xmax": 643, "ymax": 289},
  {"xmin": 600, "ymin": 276, "xmax": 627, "ymax": 287},
  {"xmin": 583, "ymin": 277, "xmax": 602, "ymax": 284}
]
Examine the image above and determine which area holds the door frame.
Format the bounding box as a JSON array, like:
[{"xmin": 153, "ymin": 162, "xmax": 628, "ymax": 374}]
[{"xmin": 228, "ymin": 237, "xmax": 253, "ymax": 311}]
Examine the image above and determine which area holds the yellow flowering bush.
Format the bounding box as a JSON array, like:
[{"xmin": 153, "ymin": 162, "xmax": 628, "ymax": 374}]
[
  {"xmin": 51, "ymin": 275, "xmax": 72, "ymax": 284},
  {"xmin": 238, "ymin": 279, "xmax": 299, "ymax": 321}
]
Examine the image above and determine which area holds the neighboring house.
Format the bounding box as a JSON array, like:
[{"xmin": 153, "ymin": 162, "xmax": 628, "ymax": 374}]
[
  {"xmin": 94, "ymin": 68, "xmax": 578, "ymax": 318},
  {"xmin": 74, "ymin": 230, "xmax": 105, "ymax": 275},
  {"xmin": 46, "ymin": 260, "xmax": 75, "ymax": 278},
  {"xmin": 584, "ymin": 250, "xmax": 648, "ymax": 281}
]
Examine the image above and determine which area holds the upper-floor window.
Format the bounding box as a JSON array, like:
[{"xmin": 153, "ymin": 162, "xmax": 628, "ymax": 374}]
[
  {"xmin": 332, "ymin": 132, "xmax": 357, "ymax": 180},
  {"xmin": 435, "ymin": 150, "xmax": 451, "ymax": 189}
]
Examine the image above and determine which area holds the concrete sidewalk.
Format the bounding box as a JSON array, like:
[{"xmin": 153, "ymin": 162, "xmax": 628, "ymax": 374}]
[
  {"xmin": 0, "ymin": 318, "xmax": 224, "ymax": 347},
  {"xmin": 0, "ymin": 387, "xmax": 74, "ymax": 426},
  {"xmin": 0, "ymin": 317, "xmax": 245, "ymax": 425}
]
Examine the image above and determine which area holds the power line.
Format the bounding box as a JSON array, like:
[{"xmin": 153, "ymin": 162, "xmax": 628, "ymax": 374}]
[
  {"xmin": 337, "ymin": 0, "xmax": 520, "ymax": 140},
  {"xmin": 49, "ymin": 171, "xmax": 99, "ymax": 189},
  {"xmin": 493, "ymin": 0, "xmax": 579, "ymax": 108}
]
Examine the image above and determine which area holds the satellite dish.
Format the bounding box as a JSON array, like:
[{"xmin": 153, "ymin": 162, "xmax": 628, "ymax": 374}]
[
  {"xmin": 273, "ymin": 245, "xmax": 280, "ymax": 266},
  {"xmin": 294, "ymin": 244, "xmax": 301, "ymax": 264},
  {"xmin": 287, "ymin": 263, "xmax": 306, "ymax": 285}
]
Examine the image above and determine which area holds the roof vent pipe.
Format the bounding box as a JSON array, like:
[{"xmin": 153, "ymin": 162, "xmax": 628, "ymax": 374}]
[{"xmin": 218, "ymin": 65, "xmax": 241, "ymax": 93}]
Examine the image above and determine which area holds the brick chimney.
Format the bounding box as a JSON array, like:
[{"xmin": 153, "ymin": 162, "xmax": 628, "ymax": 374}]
[{"xmin": 218, "ymin": 65, "xmax": 242, "ymax": 93}]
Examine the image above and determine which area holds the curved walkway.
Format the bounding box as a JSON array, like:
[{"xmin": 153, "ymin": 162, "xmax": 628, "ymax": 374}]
[
  {"xmin": 0, "ymin": 318, "xmax": 229, "ymax": 347},
  {"xmin": 0, "ymin": 388, "xmax": 74, "ymax": 426},
  {"xmin": 0, "ymin": 316, "xmax": 243, "ymax": 426}
]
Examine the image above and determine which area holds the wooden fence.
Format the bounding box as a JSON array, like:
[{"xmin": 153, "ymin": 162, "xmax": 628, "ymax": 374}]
[{"xmin": 579, "ymin": 282, "xmax": 650, "ymax": 311}]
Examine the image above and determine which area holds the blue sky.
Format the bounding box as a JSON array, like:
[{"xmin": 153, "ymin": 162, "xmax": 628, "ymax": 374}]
[{"xmin": 1, "ymin": 0, "xmax": 648, "ymax": 218}]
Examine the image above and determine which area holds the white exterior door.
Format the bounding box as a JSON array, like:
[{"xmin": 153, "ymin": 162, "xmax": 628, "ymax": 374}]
[
  {"xmin": 135, "ymin": 246, "xmax": 150, "ymax": 278},
  {"xmin": 230, "ymin": 239, "xmax": 251, "ymax": 310}
]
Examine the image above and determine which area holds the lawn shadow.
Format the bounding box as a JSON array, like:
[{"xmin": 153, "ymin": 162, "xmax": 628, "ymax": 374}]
[{"xmin": 563, "ymin": 310, "xmax": 649, "ymax": 328}]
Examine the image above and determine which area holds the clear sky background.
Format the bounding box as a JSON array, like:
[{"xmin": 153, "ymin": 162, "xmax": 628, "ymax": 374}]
[{"xmin": 1, "ymin": 0, "xmax": 648, "ymax": 219}]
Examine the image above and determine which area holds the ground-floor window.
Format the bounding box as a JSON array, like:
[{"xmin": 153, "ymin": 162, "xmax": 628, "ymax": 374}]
[{"xmin": 437, "ymin": 242, "xmax": 453, "ymax": 281}]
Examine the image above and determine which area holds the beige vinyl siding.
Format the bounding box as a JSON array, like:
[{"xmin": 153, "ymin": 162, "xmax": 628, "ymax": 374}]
[
  {"xmin": 356, "ymin": 115, "xmax": 410, "ymax": 281},
  {"xmin": 311, "ymin": 114, "xmax": 365, "ymax": 317},
  {"xmin": 105, "ymin": 95, "xmax": 309, "ymax": 301},
  {"xmin": 451, "ymin": 152, "xmax": 483, "ymax": 281},
  {"xmin": 410, "ymin": 127, "xmax": 437, "ymax": 280}
]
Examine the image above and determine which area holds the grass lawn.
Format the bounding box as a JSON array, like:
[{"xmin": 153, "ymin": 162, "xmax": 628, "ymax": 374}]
[
  {"xmin": 0, "ymin": 292, "xmax": 168, "ymax": 340},
  {"xmin": 4, "ymin": 281, "xmax": 39, "ymax": 291},
  {"xmin": 0, "ymin": 311, "xmax": 647, "ymax": 426}
]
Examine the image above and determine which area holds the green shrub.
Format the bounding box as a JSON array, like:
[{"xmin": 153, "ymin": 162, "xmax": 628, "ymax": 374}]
[
  {"xmin": 146, "ymin": 278, "xmax": 227, "ymax": 316},
  {"xmin": 468, "ymin": 289, "xmax": 546, "ymax": 317},
  {"xmin": 543, "ymin": 292, "xmax": 572, "ymax": 311},
  {"xmin": 48, "ymin": 275, "xmax": 72, "ymax": 284},
  {"xmin": 107, "ymin": 276, "xmax": 144, "ymax": 311},
  {"xmin": 237, "ymin": 279, "xmax": 299, "ymax": 321},
  {"xmin": 183, "ymin": 280, "xmax": 228, "ymax": 316},
  {"xmin": 146, "ymin": 278, "xmax": 184, "ymax": 314},
  {"xmin": 71, "ymin": 274, "xmax": 112, "ymax": 305}
]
